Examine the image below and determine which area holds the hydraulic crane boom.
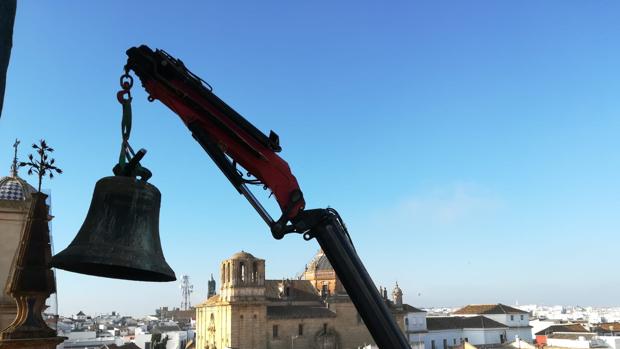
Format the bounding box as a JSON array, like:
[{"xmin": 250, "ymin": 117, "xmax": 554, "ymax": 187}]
[
  {"xmin": 125, "ymin": 45, "xmax": 410, "ymax": 349},
  {"xmin": 125, "ymin": 46, "xmax": 305, "ymax": 231}
]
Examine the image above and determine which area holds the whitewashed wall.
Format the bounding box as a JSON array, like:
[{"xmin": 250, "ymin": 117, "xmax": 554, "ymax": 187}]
[
  {"xmin": 546, "ymin": 337, "xmax": 590, "ymax": 348},
  {"xmin": 599, "ymin": 336, "xmax": 620, "ymax": 349},
  {"xmin": 424, "ymin": 329, "xmax": 465, "ymax": 349},
  {"xmin": 507, "ymin": 327, "xmax": 533, "ymax": 343},
  {"xmin": 484, "ymin": 314, "xmax": 532, "ymax": 342},
  {"xmin": 462, "ymin": 328, "xmax": 506, "ymax": 345},
  {"xmin": 403, "ymin": 311, "xmax": 427, "ymax": 349},
  {"xmin": 485, "ymin": 314, "xmax": 529, "ymax": 327},
  {"xmin": 405, "ymin": 312, "xmax": 428, "ymax": 332}
]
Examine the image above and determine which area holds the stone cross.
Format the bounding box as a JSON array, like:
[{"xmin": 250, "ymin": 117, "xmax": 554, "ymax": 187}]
[{"xmin": 10, "ymin": 138, "xmax": 18, "ymax": 176}]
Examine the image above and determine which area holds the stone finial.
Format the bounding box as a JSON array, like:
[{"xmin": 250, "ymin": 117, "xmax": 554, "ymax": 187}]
[
  {"xmin": 392, "ymin": 282, "xmax": 403, "ymax": 307},
  {"xmin": 207, "ymin": 273, "xmax": 216, "ymax": 299}
]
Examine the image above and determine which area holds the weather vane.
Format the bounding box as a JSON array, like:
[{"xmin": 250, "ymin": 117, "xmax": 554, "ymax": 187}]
[{"xmin": 19, "ymin": 139, "xmax": 63, "ymax": 192}]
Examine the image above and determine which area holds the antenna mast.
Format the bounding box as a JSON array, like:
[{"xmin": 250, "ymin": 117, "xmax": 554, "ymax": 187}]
[{"xmin": 180, "ymin": 275, "xmax": 193, "ymax": 310}]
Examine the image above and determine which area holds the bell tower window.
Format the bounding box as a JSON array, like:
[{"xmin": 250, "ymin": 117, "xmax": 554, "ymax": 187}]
[
  {"xmin": 240, "ymin": 262, "xmax": 245, "ymax": 283},
  {"xmin": 224, "ymin": 263, "xmax": 229, "ymax": 283},
  {"xmin": 252, "ymin": 261, "xmax": 258, "ymax": 283}
]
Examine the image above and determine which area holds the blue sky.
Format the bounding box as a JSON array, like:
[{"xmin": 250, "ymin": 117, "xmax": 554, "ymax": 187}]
[{"xmin": 1, "ymin": 1, "xmax": 619, "ymax": 317}]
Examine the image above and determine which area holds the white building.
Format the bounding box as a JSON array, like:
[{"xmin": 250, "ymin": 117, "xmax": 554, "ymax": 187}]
[
  {"xmin": 132, "ymin": 324, "xmax": 190, "ymax": 349},
  {"xmin": 453, "ymin": 304, "xmax": 532, "ymax": 342},
  {"xmin": 546, "ymin": 333, "xmax": 610, "ymax": 349},
  {"xmin": 57, "ymin": 330, "xmax": 123, "ymax": 349},
  {"xmin": 599, "ymin": 336, "xmax": 620, "ymax": 349},
  {"xmin": 529, "ymin": 319, "xmax": 562, "ymax": 339},
  {"xmin": 404, "ymin": 307, "xmax": 428, "ymax": 349},
  {"xmin": 425, "ymin": 316, "xmax": 510, "ymax": 349}
]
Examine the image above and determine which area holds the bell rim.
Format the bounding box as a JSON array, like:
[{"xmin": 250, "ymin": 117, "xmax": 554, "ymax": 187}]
[
  {"xmin": 51, "ymin": 260, "xmax": 177, "ymax": 282},
  {"xmin": 50, "ymin": 243, "xmax": 177, "ymax": 282}
]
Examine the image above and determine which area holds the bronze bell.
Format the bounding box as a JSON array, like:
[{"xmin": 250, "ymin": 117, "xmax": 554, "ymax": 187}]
[{"xmin": 50, "ymin": 176, "xmax": 176, "ymax": 282}]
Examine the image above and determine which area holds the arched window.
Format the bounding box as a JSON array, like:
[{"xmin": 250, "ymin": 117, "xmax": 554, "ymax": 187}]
[
  {"xmin": 252, "ymin": 261, "xmax": 258, "ymax": 283},
  {"xmin": 240, "ymin": 262, "xmax": 245, "ymax": 282},
  {"xmin": 405, "ymin": 317, "xmax": 409, "ymax": 329},
  {"xmin": 224, "ymin": 264, "xmax": 228, "ymax": 283}
]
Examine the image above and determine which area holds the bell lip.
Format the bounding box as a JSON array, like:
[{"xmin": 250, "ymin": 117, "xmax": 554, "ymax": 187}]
[
  {"xmin": 50, "ymin": 258, "xmax": 177, "ymax": 282},
  {"xmin": 50, "ymin": 244, "xmax": 177, "ymax": 283}
]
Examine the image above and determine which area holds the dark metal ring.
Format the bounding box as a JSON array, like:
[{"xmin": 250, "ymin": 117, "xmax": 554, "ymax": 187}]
[{"xmin": 119, "ymin": 74, "xmax": 134, "ymax": 89}]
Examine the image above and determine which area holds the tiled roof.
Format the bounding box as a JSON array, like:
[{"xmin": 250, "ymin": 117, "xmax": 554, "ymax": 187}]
[
  {"xmin": 306, "ymin": 250, "xmax": 333, "ymax": 271},
  {"xmin": 267, "ymin": 305, "xmax": 337, "ymax": 319},
  {"xmin": 390, "ymin": 303, "xmax": 426, "ymax": 314},
  {"xmin": 197, "ymin": 295, "xmax": 220, "ymax": 306},
  {"xmin": 403, "ymin": 304, "xmax": 425, "ymax": 313},
  {"xmin": 0, "ymin": 176, "xmax": 35, "ymax": 201},
  {"xmin": 548, "ymin": 333, "xmax": 595, "ymax": 340},
  {"xmin": 535, "ymin": 324, "xmax": 588, "ymax": 335},
  {"xmin": 427, "ymin": 316, "xmax": 508, "ymax": 330},
  {"xmin": 453, "ymin": 304, "xmax": 528, "ymax": 315},
  {"xmin": 229, "ymin": 251, "xmax": 257, "ymax": 260},
  {"xmin": 596, "ymin": 322, "xmax": 620, "ymax": 332},
  {"xmin": 151, "ymin": 324, "xmax": 182, "ymax": 333},
  {"xmin": 265, "ymin": 280, "xmax": 322, "ymax": 302}
]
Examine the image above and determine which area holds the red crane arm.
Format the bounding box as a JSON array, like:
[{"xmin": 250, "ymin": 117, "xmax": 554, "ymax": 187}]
[
  {"xmin": 125, "ymin": 46, "xmax": 305, "ymax": 228},
  {"xmin": 124, "ymin": 45, "xmax": 411, "ymax": 348}
]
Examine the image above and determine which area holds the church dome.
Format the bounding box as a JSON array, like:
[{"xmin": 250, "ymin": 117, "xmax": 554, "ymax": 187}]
[
  {"xmin": 230, "ymin": 250, "xmax": 256, "ymax": 260},
  {"xmin": 307, "ymin": 250, "xmax": 333, "ymax": 271},
  {"xmin": 0, "ymin": 175, "xmax": 36, "ymax": 201}
]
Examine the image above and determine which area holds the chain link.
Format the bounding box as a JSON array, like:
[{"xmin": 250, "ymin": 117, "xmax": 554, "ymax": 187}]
[
  {"xmin": 117, "ymin": 71, "xmax": 133, "ymax": 166},
  {"xmin": 112, "ymin": 71, "xmax": 152, "ymax": 181}
]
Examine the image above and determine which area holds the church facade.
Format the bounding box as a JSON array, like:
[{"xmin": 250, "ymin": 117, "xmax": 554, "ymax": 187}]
[{"xmin": 195, "ymin": 250, "xmax": 425, "ymax": 349}]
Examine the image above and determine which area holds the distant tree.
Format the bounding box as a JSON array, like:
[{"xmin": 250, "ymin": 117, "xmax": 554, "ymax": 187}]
[
  {"xmin": 19, "ymin": 139, "xmax": 63, "ymax": 192},
  {"xmin": 0, "ymin": 0, "xmax": 17, "ymax": 118}
]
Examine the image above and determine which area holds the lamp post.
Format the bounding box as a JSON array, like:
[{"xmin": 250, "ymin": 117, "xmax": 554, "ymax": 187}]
[{"xmin": 291, "ymin": 335, "xmax": 299, "ymax": 349}]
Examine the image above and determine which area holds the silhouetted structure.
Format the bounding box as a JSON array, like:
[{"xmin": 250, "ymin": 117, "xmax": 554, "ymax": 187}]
[{"xmin": 0, "ymin": 193, "xmax": 64, "ymax": 348}]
